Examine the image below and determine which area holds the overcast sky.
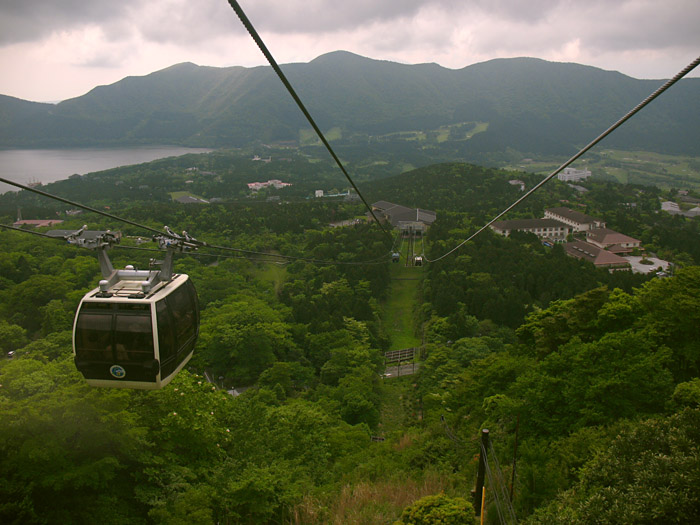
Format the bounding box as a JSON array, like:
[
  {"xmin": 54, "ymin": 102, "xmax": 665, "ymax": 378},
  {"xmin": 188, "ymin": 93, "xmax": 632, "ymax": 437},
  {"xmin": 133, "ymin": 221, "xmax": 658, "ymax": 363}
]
[{"xmin": 1, "ymin": 0, "xmax": 699, "ymax": 102}]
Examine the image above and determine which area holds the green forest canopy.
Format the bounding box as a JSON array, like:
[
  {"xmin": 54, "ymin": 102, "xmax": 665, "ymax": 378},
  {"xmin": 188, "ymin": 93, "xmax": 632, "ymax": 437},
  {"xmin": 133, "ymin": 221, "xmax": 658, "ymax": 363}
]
[{"xmin": 2, "ymin": 158, "xmax": 700, "ymax": 523}]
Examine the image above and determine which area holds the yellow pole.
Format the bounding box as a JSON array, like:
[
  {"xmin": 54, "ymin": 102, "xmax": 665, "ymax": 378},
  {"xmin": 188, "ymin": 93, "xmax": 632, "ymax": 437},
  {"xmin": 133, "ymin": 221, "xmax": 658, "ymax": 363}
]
[{"xmin": 480, "ymin": 487, "xmax": 486, "ymax": 525}]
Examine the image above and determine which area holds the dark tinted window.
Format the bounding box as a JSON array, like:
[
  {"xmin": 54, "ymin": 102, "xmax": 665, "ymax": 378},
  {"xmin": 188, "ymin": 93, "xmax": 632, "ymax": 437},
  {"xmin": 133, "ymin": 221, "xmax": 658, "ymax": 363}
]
[
  {"xmin": 76, "ymin": 313, "xmax": 113, "ymax": 361},
  {"xmin": 156, "ymin": 299, "xmax": 175, "ymax": 363},
  {"xmin": 114, "ymin": 313, "xmax": 153, "ymax": 363},
  {"xmin": 168, "ymin": 282, "xmax": 196, "ymax": 347},
  {"xmin": 80, "ymin": 302, "xmax": 113, "ymax": 312}
]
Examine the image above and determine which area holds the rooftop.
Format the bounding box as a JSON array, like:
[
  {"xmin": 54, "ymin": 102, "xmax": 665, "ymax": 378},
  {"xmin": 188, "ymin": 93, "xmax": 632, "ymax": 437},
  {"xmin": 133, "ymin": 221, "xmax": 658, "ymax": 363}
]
[
  {"xmin": 492, "ymin": 218, "xmax": 566, "ymax": 230},
  {"xmin": 586, "ymin": 228, "xmax": 640, "ymax": 245},
  {"xmin": 372, "ymin": 201, "xmax": 436, "ymax": 227},
  {"xmin": 565, "ymin": 241, "xmax": 630, "ymax": 267},
  {"xmin": 545, "ymin": 207, "xmax": 598, "ymax": 224}
]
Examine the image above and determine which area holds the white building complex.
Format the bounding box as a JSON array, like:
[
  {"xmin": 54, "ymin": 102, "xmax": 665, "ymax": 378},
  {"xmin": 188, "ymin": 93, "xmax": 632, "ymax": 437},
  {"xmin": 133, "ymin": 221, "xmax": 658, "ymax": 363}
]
[{"xmin": 557, "ymin": 167, "xmax": 592, "ymax": 182}]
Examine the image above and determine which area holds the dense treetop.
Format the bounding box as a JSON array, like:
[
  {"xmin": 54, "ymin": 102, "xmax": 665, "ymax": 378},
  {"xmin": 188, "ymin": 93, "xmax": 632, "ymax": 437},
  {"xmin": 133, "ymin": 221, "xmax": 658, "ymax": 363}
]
[{"xmin": 2, "ymin": 156, "xmax": 700, "ymax": 523}]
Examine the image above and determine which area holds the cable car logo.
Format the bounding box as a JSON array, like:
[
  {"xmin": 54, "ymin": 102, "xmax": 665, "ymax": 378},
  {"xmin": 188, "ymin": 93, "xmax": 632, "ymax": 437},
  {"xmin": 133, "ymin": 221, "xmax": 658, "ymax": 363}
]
[{"xmin": 110, "ymin": 365, "xmax": 126, "ymax": 379}]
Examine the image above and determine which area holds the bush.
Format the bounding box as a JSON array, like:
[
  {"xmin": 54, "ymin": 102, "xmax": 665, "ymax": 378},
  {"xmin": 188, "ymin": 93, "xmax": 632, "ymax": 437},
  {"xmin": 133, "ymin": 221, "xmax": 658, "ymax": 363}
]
[{"xmin": 396, "ymin": 493, "xmax": 476, "ymax": 525}]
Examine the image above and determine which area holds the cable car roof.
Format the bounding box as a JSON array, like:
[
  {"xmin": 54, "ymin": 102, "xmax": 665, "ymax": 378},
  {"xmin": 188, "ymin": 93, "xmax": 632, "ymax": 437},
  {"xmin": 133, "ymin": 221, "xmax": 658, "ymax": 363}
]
[{"xmin": 82, "ymin": 272, "xmax": 190, "ymax": 303}]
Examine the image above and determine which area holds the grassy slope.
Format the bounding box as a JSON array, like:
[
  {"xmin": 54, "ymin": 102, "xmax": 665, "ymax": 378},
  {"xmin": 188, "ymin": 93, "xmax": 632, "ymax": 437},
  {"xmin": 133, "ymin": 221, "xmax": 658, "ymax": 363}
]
[
  {"xmin": 503, "ymin": 148, "xmax": 700, "ymax": 191},
  {"xmin": 382, "ymin": 262, "xmax": 423, "ymax": 351}
]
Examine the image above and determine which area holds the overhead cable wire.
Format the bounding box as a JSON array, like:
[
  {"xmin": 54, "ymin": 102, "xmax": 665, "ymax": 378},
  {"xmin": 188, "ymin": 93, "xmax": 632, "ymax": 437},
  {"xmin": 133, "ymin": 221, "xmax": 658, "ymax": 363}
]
[
  {"xmin": 1, "ymin": 176, "xmax": 394, "ymax": 265},
  {"xmin": 481, "ymin": 441, "xmax": 511, "ymax": 525},
  {"xmin": 2, "ymin": 222, "xmax": 390, "ymax": 267},
  {"xmin": 0, "ymin": 177, "xmax": 169, "ymax": 238},
  {"xmin": 225, "ymin": 0, "xmax": 391, "ymax": 239},
  {"xmin": 0, "ymin": 222, "xmax": 62, "ymax": 239},
  {"xmin": 202, "ymin": 241, "xmax": 393, "ymax": 265},
  {"xmin": 426, "ymin": 54, "xmax": 700, "ymax": 263},
  {"xmin": 488, "ymin": 441, "xmax": 518, "ymax": 524}
]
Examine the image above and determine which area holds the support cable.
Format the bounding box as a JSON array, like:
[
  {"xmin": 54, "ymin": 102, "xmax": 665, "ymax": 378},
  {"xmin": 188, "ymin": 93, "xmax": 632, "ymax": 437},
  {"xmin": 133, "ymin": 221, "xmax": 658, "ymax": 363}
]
[
  {"xmin": 225, "ymin": 0, "xmax": 391, "ymax": 238},
  {"xmin": 488, "ymin": 442, "xmax": 518, "ymax": 524},
  {"xmin": 0, "ymin": 222, "xmax": 60, "ymax": 239},
  {"xmin": 482, "ymin": 442, "xmax": 511, "ymax": 525},
  {"xmin": 1, "ymin": 223, "xmax": 390, "ymax": 266},
  {"xmin": 0, "ymin": 177, "xmax": 168, "ymax": 238},
  {"xmin": 426, "ymin": 55, "xmax": 700, "ymax": 263}
]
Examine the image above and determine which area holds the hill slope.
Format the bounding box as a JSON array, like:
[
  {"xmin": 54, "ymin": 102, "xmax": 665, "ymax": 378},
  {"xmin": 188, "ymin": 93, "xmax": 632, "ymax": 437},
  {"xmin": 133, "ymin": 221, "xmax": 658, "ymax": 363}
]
[{"xmin": 1, "ymin": 51, "xmax": 699, "ymax": 155}]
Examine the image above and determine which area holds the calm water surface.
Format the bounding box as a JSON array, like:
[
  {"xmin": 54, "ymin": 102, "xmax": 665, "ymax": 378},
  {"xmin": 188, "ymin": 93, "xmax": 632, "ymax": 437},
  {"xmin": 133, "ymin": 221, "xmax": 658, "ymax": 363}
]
[{"xmin": 0, "ymin": 146, "xmax": 212, "ymax": 193}]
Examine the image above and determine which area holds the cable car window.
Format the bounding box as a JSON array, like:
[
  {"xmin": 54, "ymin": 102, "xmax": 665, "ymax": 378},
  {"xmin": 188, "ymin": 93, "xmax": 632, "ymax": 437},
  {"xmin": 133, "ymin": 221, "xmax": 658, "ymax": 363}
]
[
  {"xmin": 156, "ymin": 298, "xmax": 175, "ymax": 363},
  {"xmin": 119, "ymin": 304, "xmax": 151, "ymax": 312},
  {"xmin": 75, "ymin": 313, "xmax": 113, "ymax": 361},
  {"xmin": 114, "ymin": 313, "xmax": 153, "ymax": 363},
  {"xmin": 81, "ymin": 302, "xmax": 113, "ymax": 312},
  {"xmin": 168, "ymin": 284, "xmax": 196, "ymax": 347}
]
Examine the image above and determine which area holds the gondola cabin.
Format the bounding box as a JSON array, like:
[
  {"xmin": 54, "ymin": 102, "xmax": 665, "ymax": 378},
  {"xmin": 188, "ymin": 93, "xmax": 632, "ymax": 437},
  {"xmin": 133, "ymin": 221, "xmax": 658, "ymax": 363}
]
[
  {"xmin": 73, "ymin": 271, "xmax": 199, "ymax": 389},
  {"xmin": 414, "ymin": 256, "xmax": 423, "ymax": 267},
  {"xmin": 392, "ymin": 252, "xmax": 400, "ymax": 263}
]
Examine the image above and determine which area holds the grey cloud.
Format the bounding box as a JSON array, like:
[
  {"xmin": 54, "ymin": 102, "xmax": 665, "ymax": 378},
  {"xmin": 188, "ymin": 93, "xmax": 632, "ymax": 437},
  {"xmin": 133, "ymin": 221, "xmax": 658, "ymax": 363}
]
[
  {"xmin": 0, "ymin": 1, "xmax": 580, "ymax": 47},
  {"xmin": 0, "ymin": 0, "xmax": 135, "ymax": 45},
  {"xmin": 577, "ymin": 2, "xmax": 700, "ymax": 53},
  {"xmin": 242, "ymin": 0, "xmax": 426, "ymax": 33},
  {"xmin": 3, "ymin": 0, "xmax": 699, "ymax": 63}
]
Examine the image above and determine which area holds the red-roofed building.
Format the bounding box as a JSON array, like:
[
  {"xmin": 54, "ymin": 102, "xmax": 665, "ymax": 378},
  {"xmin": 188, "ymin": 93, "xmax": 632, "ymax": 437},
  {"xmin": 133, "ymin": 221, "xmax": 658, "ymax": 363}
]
[
  {"xmin": 544, "ymin": 207, "xmax": 605, "ymax": 232},
  {"xmin": 564, "ymin": 241, "xmax": 630, "ymax": 269},
  {"xmin": 13, "ymin": 219, "xmax": 64, "ymax": 228},
  {"xmin": 585, "ymin": 228, "xmax": 641, "ymax": 254}
]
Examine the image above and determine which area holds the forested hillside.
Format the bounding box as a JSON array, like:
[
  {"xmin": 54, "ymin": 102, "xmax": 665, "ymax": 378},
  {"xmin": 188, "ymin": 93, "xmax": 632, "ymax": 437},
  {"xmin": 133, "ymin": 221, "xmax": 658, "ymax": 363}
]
[
  {"xmin": 2, "ymin": 156, "xmax": 700, "ymax": 523},
  {"xmin": 2, "ymin": 52, "xmax": 699, "ymax": 158}
]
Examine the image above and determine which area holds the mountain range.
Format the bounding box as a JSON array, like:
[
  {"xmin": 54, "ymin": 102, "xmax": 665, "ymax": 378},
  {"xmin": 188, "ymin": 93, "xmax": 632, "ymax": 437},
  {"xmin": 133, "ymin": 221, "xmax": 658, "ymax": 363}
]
[{"xmin": 1, "ymin": 51, "xmax": 699, "ymax": 156}]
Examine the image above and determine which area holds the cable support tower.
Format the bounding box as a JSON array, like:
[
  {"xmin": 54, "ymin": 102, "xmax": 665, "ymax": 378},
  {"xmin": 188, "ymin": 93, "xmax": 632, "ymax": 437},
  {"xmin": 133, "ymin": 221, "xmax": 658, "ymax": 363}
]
[
  {"xmin": 225, "ymin": 0, "xmax": 392, "ymax": 240},
  {"xmin": 440, "ymin": 414, "xmax": 466, "ymax": 445},
  {"xmin": 426, "ymin": 54, "xmax": 700, "ymax": 263},
  {"xmin": 481, "ymin": 440, "xmax": 518, "ymax": 525},
  {"xmin": 2, "ymin": 222, "xmax": 393, "ymax": 267},
  {"xmin": 488, "ymin": 441, "xmax": 518, "ymax": 524},
  {"xmin": 0, "ymin": 176, "xmax": 171, "ymax": 239}
]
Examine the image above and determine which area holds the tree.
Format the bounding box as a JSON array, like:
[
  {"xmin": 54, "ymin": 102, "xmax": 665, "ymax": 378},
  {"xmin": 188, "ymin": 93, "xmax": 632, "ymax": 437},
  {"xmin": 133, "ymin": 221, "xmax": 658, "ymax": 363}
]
[
  {"xmin": 397, "ymin": 493, "xmax": 476, "ymax": 525},
  {"xmin": 258, "ymin": 361, "xmax": 315, "ymax": 396},
  {"xmin": 198, "ymin": 295, "xmax": 296, "ymax": 384},
  {"xmin": 0, "ymin": 321, "xmax": 28, "ymax": 354},
  {"xmin": 0, "ymin": 357, "xmax": 146, "ymax": 524},
  {"xmin": 527, "ymin": 409, "xmax": 700, "ymax": 524}
]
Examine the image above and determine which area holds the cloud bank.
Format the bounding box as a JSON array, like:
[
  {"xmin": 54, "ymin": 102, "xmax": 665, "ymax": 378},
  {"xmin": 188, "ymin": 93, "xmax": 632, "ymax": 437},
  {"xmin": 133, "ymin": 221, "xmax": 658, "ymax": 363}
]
[{"xmin": 1, "ymin": 0, "xmax": 698, "ymax": 101}]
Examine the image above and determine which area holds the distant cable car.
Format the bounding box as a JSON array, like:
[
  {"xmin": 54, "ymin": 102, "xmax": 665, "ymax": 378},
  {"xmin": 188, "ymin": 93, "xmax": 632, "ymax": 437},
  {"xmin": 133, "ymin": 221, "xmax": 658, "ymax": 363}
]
[
  {"xmin": 58, "ymin": 227, "xmax": 200, "ymax": 389},
  {"xmin": 392, "ymin": 252, "xmax": 400, "ymax": 263},
  {"xmin": 414, "ymin": 256, "xmax": 423, "ymax": 267}
]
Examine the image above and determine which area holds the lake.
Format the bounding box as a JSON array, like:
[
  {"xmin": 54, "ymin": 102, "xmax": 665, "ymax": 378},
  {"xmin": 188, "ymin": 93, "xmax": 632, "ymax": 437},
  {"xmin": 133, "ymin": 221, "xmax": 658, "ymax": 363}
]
[{"xmin": 0, "ymin": 146, "xmax": 212, "ymax": 194}]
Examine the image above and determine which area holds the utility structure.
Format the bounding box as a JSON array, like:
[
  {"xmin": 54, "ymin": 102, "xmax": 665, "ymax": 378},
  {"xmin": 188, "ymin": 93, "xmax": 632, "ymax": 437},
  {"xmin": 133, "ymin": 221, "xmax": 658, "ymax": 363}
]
[
  {"xmin": 52, "ymin": 226, "xmax": 201, "ymax": 389},
  {"xmin": 474, "ymin": 428, "xmax": 490, "ymax": 516}
]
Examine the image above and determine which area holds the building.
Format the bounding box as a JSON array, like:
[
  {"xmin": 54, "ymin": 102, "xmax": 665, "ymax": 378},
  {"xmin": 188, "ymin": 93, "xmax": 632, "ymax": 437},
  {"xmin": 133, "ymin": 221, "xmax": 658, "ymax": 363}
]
[
  {"xmin": 315, "ymin": 190, "xmax": 324, "ymax": 198},
  {"xmin": 175, "ymin": 195, "xmax": 209, "ymax": 204},
  {"xmin": 557, "ymin": 167, "xmax": 592, "ymax": 182},
  {"xmin": 660, "ymin": 200, "xmax": 700, "ymax": 217},
  {"xmin": 13, "ymin": 219, "xmax": 64, "ymax": 228},
  {"xmin": 508, "ymin": 179, "xmax": 525, "ymax": 191},
  {"xmin": 564, "ymin": 241, "xmax": 630, "ymax": 269},
  {"xmin": 680, "ymin": 195, "xmax": 700, "ymax": 205},
  {"xmin": 568, "ymin": 184, "xmax": 589, "ymax": 193},
  {"xmin": 585, "ymin": 228, "xmax": 641, "ymax": 254},
  {"xmin": 371, "ymin": 201, "xmax": 437, "ymax": 233},
  {"xmin": 247, "ymin": 179, "xmax": 292, "ymax": 192},
  {"xmin": 490, "ymin": 218, "xmax": 570, "ymax": 242},
  {"xmin": 544, "ymin": 207, "xmax": 605, "ymax": 232},
  {"xmin": 661, "ymin": 201, "xmax": 681, "ymax": 213}
]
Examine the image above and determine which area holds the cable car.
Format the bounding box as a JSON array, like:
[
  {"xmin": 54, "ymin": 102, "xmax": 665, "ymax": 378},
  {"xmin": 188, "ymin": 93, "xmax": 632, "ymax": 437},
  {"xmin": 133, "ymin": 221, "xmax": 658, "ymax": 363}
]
[
  {"xmin": 414, "ymin": 256, "xmax": 423, "ymax": 266},
  {"xmin": 392, "ymin": 252, "xmax": 400, "ymax": 263},
  {"xmin": 65, "ymin": 228, "xmax": 200, "ymax": 389}
]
